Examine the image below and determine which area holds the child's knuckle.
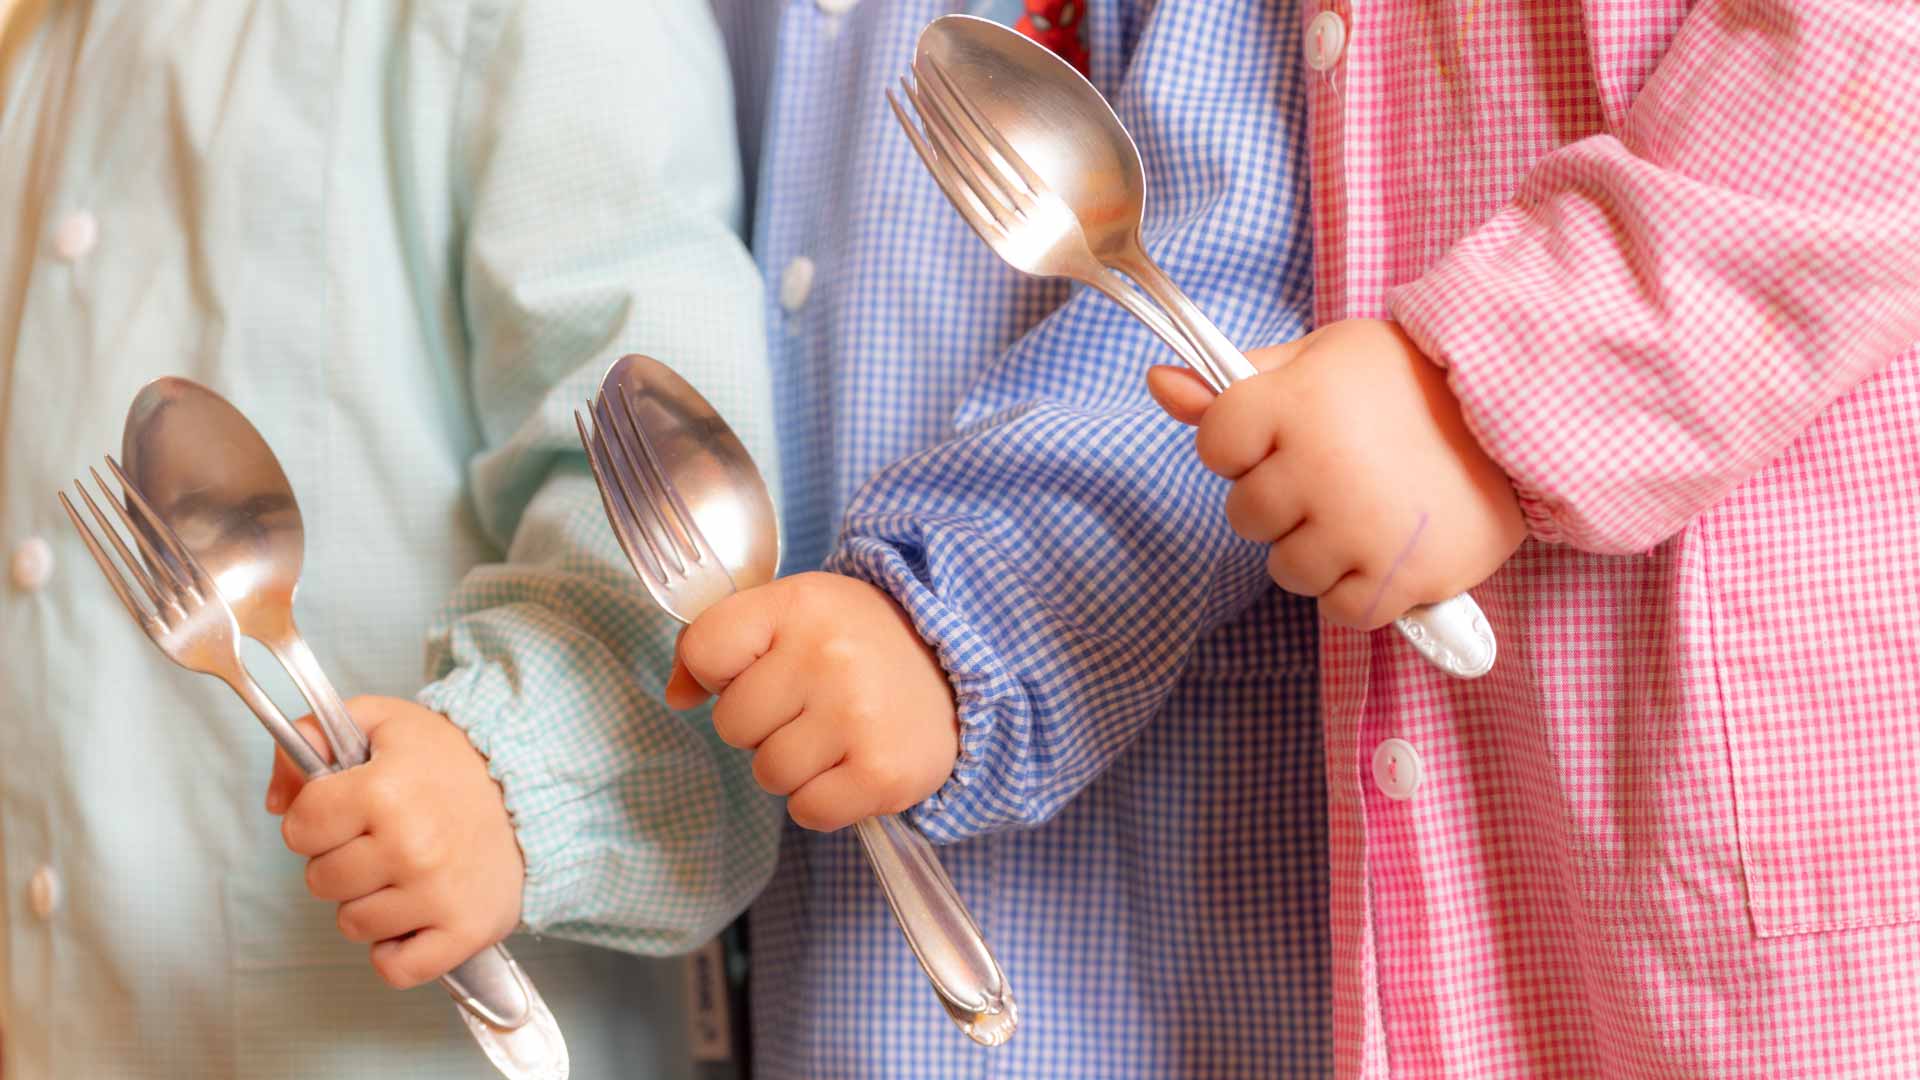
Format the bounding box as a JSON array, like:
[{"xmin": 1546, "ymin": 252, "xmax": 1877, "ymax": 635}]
[
  {"xmin": 373, "ymin": 952, "xmax": 415, "ymax": 990},
  {"xmin": 678, "ymin": 628, "xmax": 719, "ymax": 678},
  {"xmin": 1193, "ymin": 417, "xmax": 1233, "ymax": 473},
  {"xmin": 1320, "ymin": 590, "xmax": 1366, "ymax": 629},
  {"xmin": 710, "ymin": 698, "xmax": 753, "ymax": 749},
  {"xmin": 785, "ymin": 571, "xmax": 838, "ymax": 610},
  {"xmin": 1225, "ymin": 496, "xmax": 1267, "ymax": 542},
  {"xmin": 1264, "ymin": 544, "xmax": 1294, "ymax": 582},
  {"xmin": 817, "ymin": 633, "xmax": 862, "ymax": 673},
  {"xmin": 394, "ymin": 829, "xmax": 443, "ymax": 875},
  {"xmin": 750, "ymin": 750, "xmax": 791, "ymax": 795},
  {"xmin": 786, "ymin": 794, "xmax": 836, "ymax": 833},
  {"xmin": 855, "ymin": 755, "xmax": 907, "ymax": 799},
  {"xmin": 280, "ymin": 812, "xmax": 308, "ymax": 853},
  {"xmin": 362, "ymin": 772, "xmax": 406, "ymax": 818}
]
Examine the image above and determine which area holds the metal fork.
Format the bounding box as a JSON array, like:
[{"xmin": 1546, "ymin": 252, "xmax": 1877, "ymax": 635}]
[
  {"xmin": 59, "ymin": 459, "xmax": 554, "ymax": 1043},
  {"xmin": 577, "ymin": 384, "xmax": 1019, "ymax": 1048},
  {"xmin": 893, "ymin": 52, "xmax": 1500, "ymax": 681},
  {"xmin": 888, "ymin": 58, "xmax": 1227, "ymax": 390},
  {"xmin": 60, "ymin": 460, "xmax": 330, "ymax": 776},
  {"xmin": 579, "ymin": 384, "xmax": 738, "ymax": 625}
]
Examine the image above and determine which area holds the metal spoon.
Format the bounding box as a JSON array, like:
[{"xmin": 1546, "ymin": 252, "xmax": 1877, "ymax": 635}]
[
  {"xmin": 577, "ymin": 354, "xmax": 1017, "ymax": 1046},
  {"xmin": 118, "ymin": 377, "xmax": 568, "ymax": 1077},
  {"xmin": 910, "ymin": 15, "xmax": 1498, "ymax": 679},
  {"xmin": 120, "ymin": 378, "xmax": 369, "ymax": 763}
]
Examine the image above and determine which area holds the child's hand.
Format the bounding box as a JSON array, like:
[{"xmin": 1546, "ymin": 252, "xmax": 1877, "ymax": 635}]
[
  {"xmin": 665, "ymin": 572, "xmax": 959, "ymax": 833},
  {"xmin": 1147, "ymin": 318, "xmax": 1527, "ymax": 630},
  {"xmin": 263, "ymin": 697, "xmax": 524, "ymax": 989}
]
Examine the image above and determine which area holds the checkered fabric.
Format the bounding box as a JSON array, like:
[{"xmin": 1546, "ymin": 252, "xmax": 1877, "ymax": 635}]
[
  {"xmin": 1312, "ymin": 0, "xmax": 1920, "ymax": 1073},
  {"xmin": 0, "ymin": 2, "xmax": 779, "ymax": 1075},
  {"xmin": 713, "ymin": 1, "xmax": 1329, "ymax": 1076}
]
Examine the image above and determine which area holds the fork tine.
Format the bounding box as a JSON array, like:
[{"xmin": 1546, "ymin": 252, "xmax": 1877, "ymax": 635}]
[
  {"xmin": 72, "ymin": 474, "xmax": 177, "ymax": 615},
  {"xmin": 578, "ymin": 406, "xmax": 667, "ymax": 585},
  {"xmin": 600, "ymin": 386, "xmax": 696, "ymax": 566},
  {"xmin": 59, "ymin": 490, "xmax": 157, "ymax": 628},
  {"xmin": 903, "ymin": 77, "xmax": 1022, "ymax": 232},
  {"xmin": 90, "ymin": 464, "xmax": 196, "ymax": 609},
  {"xmin": 591, "ymin": 394, "xmax": 682, "ymax": 582},
  {"xmin": 910, "ymin": 139, "xmax": 1022, "ymax": 252},
  {"xmin": 889, "ymin": 88, "xmax": 955, "ymax": 204},
  {"xmin": 910, "ymin": 59, "xmax": 1028, "ymax": 214},
  {"xmin": 890, "ymin": 83, "xmax": 1004, "ymax": 233},
  {"xmin": 106, "ymin": 455, "xmax": 214, "ymax": 600},
  {"xmin": 889, "ymin": 87, "xmax": 941, "ymax": 178},
  {"xmin": 617, "ymin": 381, "xmax": 709, "ymax": 567},
  {"xmin": 580, "ymin": 402, "xmax": 666, "ymax": 584},
  {"xmin": 920, "ymin": 56, "xmax": 1050, "ymax": 200}
]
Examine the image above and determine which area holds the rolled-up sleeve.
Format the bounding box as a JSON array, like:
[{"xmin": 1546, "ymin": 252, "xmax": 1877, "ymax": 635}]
[
  {"xmin": 1390, "ymin": 0, "xmax": 1920, "ymax": 555},
  {"xmin": 827, "ymin": 404, "xmax": 1289, "ymax": 843},
  {"xmin": 414, "ymin": 0, "xmax": 782, "ymax": 955}
]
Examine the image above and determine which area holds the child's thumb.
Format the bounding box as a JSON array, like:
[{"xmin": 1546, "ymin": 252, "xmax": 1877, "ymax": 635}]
[
  {"xmin": 664, "ymin": 656, "xmax": 713, "ymax": 711},
  {"xmin": 1146, "ymin": 365, "xmax": 1216, "ymax": 426},
  {"xmin": 1150, "ymin": 332, "xmax": 1316, "ymax": 425}
]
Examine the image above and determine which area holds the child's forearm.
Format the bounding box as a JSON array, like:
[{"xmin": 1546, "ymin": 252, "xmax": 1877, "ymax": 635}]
[
  {"xmin": 825, "ymin": 401, "xmax": 1307, "ymax": 842},
  {"xmin": 419, "ymin": 471, "xmax": 784, "ymax": 952},
  {"xmin": 421, "ymin": 0, "xmax": 785, "ymax": 949},
  {"xmin": 1388, "ymin": 0, "xmax": 1920, "ymax": 556}
]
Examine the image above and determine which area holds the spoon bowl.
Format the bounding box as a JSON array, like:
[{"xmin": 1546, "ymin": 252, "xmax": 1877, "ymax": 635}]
[
  {"xmin": 121, "ymin": 379, "xmax": 306, "ymax": 635},
  {"xmin": 121, "ymin": 377, "xmax": 370, "ymax": 761},
  {"xmin": 915, "ymin": 14, "xmax": 1257, "ymax": 382},
  {"xmin": 591, "ymin": 355, "xmax": 782, "ymax": 600},
  {"xmin": 917, "ymin": 16, "xmax": 1147, "ymax": 266}
]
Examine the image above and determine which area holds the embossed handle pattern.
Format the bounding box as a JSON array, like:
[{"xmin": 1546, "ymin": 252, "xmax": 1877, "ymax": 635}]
[
  {"xmin": 854, "ymin": 815, "xmax": 1018, "ymax": 1046},
  {"xmin": 1394, "ymin": 593, "xmax": 1497, "ymax": 679}
]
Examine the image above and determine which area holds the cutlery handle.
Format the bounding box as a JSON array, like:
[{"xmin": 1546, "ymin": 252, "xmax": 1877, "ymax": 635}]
[
  {"xmin": 853, "ymin": 814, "xmax": 1017, "ymax": 1046},
  {"xmin": 1113, "ymin": 248, "xmax": 1260, "ymax": 387},
  {"xmin": 1084, "ymin": 270, "xmax": 1215, "ymax": 382},
  {"xmin": 270, "ymin": 631, "xmax": 372, "ymax": 766},
  {"xmin": 443, "ymin": 945, "xmax": 537, "ymax": 1030},
  {"xmin": 226, "ymin": 670, "xmax": 332, "ymax": 777},
  {"xmin": 1394, "ymin": 593, "xmax": 1496, "ymax": 678},
  {"xmin": 1114, "ymin": 248, "xmax": 1499, "ymax": 680}
]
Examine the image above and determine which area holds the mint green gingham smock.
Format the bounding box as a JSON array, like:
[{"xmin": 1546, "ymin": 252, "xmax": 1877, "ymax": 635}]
[{"xmin": 0, "ymin": 2, "xmax": 780, "ymax": 1075}]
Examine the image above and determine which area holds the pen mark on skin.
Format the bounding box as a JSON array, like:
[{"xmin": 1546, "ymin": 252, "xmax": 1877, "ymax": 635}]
[{"xmin": 1361, "ymin": 511, "xmax": 1429, "ymax": 628}]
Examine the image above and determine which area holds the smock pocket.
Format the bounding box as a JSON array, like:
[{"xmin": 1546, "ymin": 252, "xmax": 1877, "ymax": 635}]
[{"xmin": 1710, "ymin": 348, "xmax": 1920, "ymax": 938}]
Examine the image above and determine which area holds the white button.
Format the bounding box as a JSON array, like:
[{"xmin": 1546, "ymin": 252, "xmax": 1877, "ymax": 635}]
[
  {"xmin": 1372, "ymin": 738, "xmax": 1424, "ymax": 801},
  {"xmin": 1305, "ymin": 11, "xmax": 1348, "ymax": 72},
  {"xmin": 10, "ymin": 537, "xmax": 54, "ymax": 591},
  {"xmin": 815, "ymin": 0, "xmax": 859, "ymax": 14},
  {"xmin": 28, "ymin": 866, "xmax": 60, "ymax": 920},
  {"xmin": 52, "ymin": 211, "xmax": 99, "ymax": 261},
  {"xmin": 779, "ymin": 256, "xmax": 817, "ymax": 313}
]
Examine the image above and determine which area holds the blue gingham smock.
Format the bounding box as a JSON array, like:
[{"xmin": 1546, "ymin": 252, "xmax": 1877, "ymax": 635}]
[{"xmin": 711, "ymin": 2, "xmax": 1332, "ymax": 1075}]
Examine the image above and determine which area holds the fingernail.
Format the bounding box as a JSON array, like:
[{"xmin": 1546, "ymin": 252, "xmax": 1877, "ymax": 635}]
[{"xmin": 266, "ymin": 791, "xmax": 287, "ymax": 814}]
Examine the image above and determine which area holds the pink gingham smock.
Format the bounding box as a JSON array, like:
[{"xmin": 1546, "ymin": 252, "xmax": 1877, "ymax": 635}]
[{"xmin": 1305, "ymin": 0, "xmax": 1920, "ymax": 1074}]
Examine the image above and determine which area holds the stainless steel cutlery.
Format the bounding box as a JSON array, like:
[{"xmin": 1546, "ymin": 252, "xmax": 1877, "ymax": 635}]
[
  {"xmin": 61, "ymin": 380, "xmax": 568, "ymax": 1080},
  {"xmin": 891, "ymin": 14, "xmax": 1499, "ymax": 679},
  {"xmin": 577, "ymin": 354, "xmax": 1017, "ymax": 1047}
]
